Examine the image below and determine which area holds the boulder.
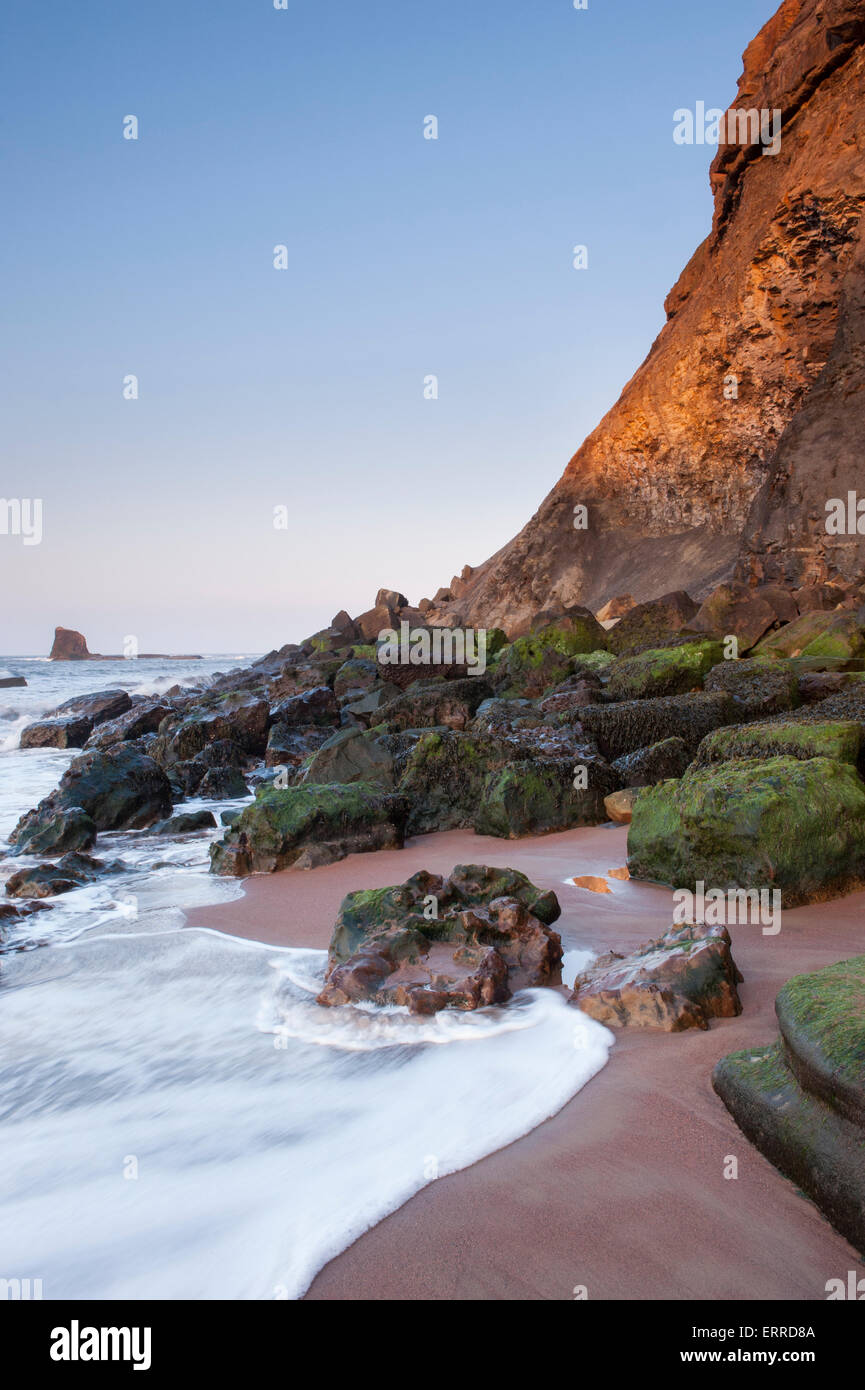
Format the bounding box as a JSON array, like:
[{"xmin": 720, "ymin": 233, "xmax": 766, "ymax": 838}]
[
  {"xmin": 604, "ymin": 788, "xmax": 637, "ymax": 824},
  {"xmin": 606, "ymin": 592, "xmax": 699, "ymax": 657},
  {"xmin": 333, "ymin": 659, "xmax": 380, "ymax": 700},
  {"xmin": 0, "ymin": 674, "xmax": 26, "ymax": 688},
  {"xmin": 687, "ymin": 582, "xmax": 777, "ymax": 652},
  {"xmin": 264, "ymin": 724, "xmax": 330, "ymax": 770},
  {"xmin": 628, "ymin": 755, "xmax": 865, "ymax": 906},
  {"xmin": 397, "ymin": 730, "xmax": 524, "ymax": 835},
  {"xmin": 713, "ymin": 956, "xmax": 865, "ymax": 1257},
  {"xmin": 474, "ymin": 757, "xmax": 618, "ymax": 837},
  {"xmin": 317, "ymin": 864, "xmax": 562, "ymax": 1013},
  {"xmin": 378, "ymin": 677, "xmax": 492, "ymax": 732},
  {"xmin": 52, "ymin": 689, "xmax": 132, "ymax": 726},
  {"xmin": 10, "ymin": 745, "xmax": 172, "ymax": 848},
  {"xmin": 529, "ymin": 606, "xmax": 609, "ymax": 655},
  {"xmin": 693, "ymin": 719, "xmax": 863, "ymax": 769},
  {"xmin": 301, "ymin": 727, "xmax": 394, "ymax": 789},
  {"xmin": 606, "ymin": 640, "xmax": 724, "ymax": 700},
  {"xmin": 167, "ymin": 694, "xmax": 270, "ymax": 760},
  {"xmin": 6, "ymin": 805, "xmax": 96, "ymax": 856},
  {"xmin": 703, "ymin": 657, "xmax": 800, "ymax": 718},
  {"xmin": 581, "ymin": 691, "xmax": 735, "ymax": 760},
  {"xmin": 209, "ymin": 783, "xmax": 408, "ymax": 875},
  {"xmin": 197, "ymin": 766, "xmax": 250, "ymax": 799},
  {"xmin": 20, "ymin": 716, "xmax": 93, "ymax": 749},
  {"xmin": 611, "ymin": 736, "xmax": 691, "ymax": 786},
  {"xmin": 49, "ymin": 627, "xmax": 90, "ymax": 660},
  {"xmin": 572, "ymin": 922, "xmax": 743, "ymax": 1031},
  {"xmin": 84, "ymin": 702, "xmax": 172, "ymax": 749},
  {"xmin": 375, "ymin": 588, "xmax": 409, "ymax": 611},
  {"xmin": 152, "ymin": 809, "xmax": 218, "ymax": 834},
  {"xmin": 269, "ymin": 686, "xmax": 339, "ymax": 729},
  {"xmin": 596, "ymin": 594, "xmax": 636, "ymax": 622},
  {"xmin": 6, "ymin": 851, "xmax": 124, "ymax": 899},
  {"xmin": 493, "ymin": 639, "xmax": 575, "ymax": 699},
  {"xmin": 753, "ymin": 609, "xmax": 865, "ymax": 661}
]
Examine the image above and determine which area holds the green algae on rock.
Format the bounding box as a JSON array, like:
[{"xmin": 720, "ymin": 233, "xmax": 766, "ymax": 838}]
[
  {"xmin": 474, "ymin": 756, "xmax": 618, "ymax": 838},
  {"xmin": 606, "ymin": 639, "xmax": 724, "ymax": 701},
  {"xmin": 713, "ymin": 957, "xmax": 865, "ymax": 1256},
  {"xmin": 581, "ymin": 691, "xmax": 735, "ymax": 760},
  {"xmin": 628, "ymin": 755, "xmax": 865, "ymax": 905},
  {"xmin": 693, "ymin": 719, "xmax": 863, "ymax": 768},
  {"xmin": 209, "ymin": 782, "xmax": 408, "ymax": 875}
]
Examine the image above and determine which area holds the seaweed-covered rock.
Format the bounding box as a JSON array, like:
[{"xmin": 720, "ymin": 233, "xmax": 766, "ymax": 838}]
[
  {"xmin": 628, "ymin": 756, "xmax": 865, "ymax": 906},
  {"xmin": 703, "ymin": 656, "xmax": 800, "ymax": 718},
  {"xmin": 494, "ymin": 641, "xmax": 572, "ymax": 699},
  {"xmin": 209, "ymin": 782, "xmax": 408, "ymax": 875},
  {"xmin": 694, "ymin": 719, "xmax": 863, "ymax": 768},
  {"xmin": 301, "ymin": 727, "xmax": 394, "ymax": 788},
  {"xmin": 572, "ymin": 921, "xmax": 743, "ymax": 1031},
  {"xmin": 611, "ymin": 737, "xmax": 690, "ymax": 786},
  {"xmin": 474, "ymin": 756, "xmax": 618, "ymax": 837},
  {"xmin": 397, "ymin": 730, "xmax": 525, "ymax": 834},
  {"xmin": 713, "ymin": 956, "xmax": 865, "ymax": 1257},
  {"xmin": 581, "ymin": 692, "xmax": 735, "ymax": 760},
  {"xmin": 317, "ymin": 864, "xmax": 562, "ymax": 1013},
  {"xmin": 753, "ymin": 609, "xmax": 865, "ymax": 661},
  {"xmin": 10, "ymin": 745, "xmax": 172, "ymax": 849},
  {"xmin": 606, "ymin": 591, "xmax": 699, "ymax": 657},
  {"xmin": 378, "ymin": 677, "xmax": 492, "ymax": 732},
  {"xmin": 606, "ymin": 640, "xmax": 724, "ymax": 700}
]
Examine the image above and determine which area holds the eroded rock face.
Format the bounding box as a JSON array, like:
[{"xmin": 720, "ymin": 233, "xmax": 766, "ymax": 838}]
[
  {"xmin": 420, "ymin": 2, "xmax": 865, "ymax": 633},
  {"xmin": 572, "ymin": 922, "xmax": 743, "ymax": 1031},
  {"xmin": 317, "ymin": 865, "xmax": 563, "ymax": 1013}
]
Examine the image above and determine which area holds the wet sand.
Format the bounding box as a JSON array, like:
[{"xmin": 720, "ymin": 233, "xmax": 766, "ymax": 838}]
[{"xmin": 186, "ymin": 825, "xmax": 865, "ymax": 1300}]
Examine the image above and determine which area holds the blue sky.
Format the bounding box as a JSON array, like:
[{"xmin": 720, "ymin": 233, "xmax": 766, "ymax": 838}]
[{"xmin": 1, "ymin": 0, "xmax": 777, "ymax": 654}]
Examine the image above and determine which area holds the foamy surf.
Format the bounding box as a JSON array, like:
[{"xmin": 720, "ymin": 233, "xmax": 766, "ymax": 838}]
[{"xmin": 0, "ymin": 925, "xmax": 612, "ymax": 1300}]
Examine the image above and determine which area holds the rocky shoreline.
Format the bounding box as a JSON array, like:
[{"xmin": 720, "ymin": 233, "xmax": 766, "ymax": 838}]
[{"xmin": 8, "ymin": 579, "xmax": 865, "ymax": 1255}]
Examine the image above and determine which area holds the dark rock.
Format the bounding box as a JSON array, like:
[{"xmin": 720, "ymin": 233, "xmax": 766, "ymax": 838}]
[
  {"xmin": 703, "ymin": 657, "xmax": 800, "ymax": 718},
  {"xmin": 20, "ymin": 716, "xmax": 93, "ymax": 749},
  {"xmin": 10, "ymin": 745, "xmax": 172, "ymax": 849},
  {"xmin": 269, "ymin": 686, "xmax": 339, "ymax": 729},
  {"xmin": 378, "ymin": 678, "xmax": 492, "ymax": 732},
  {"xmin": 581, "ymin": 691, "xmax": 736, "ymax": 760},
  {"xmin": 302, "ymin": 727, "xmax": 394, "ymax": 789},
  {"xmin": 152, "ymin": 809, "xmax": 218, "ymax": 834},
  {"xmin": 197, "ymin": 766, "xmax": 250, "ymax": 799},
  {"xmin": 6, "ymin": 805, "xmax": 97, "ymax": 856},
  {"xmin": 611, "ymin": 736, "xmax": 691, "ymax": 785},
  {"xmin": 606, "ymin": 592, "xmax": 699, "ymax": 657},
  {"xmin": 53, "ymin": 689, "xmax": 132, "ymax": 726}
]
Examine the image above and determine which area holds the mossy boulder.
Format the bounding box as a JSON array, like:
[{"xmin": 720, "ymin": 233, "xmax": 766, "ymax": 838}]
[
  {"xmin": 209, "ymin": 782, "xmax": 407, "ymax": 875},
  {"xmin": 318, "ymin": 864, "xmax": 562, "ymax": 1013},
  {"xmin": 606, "ymin": 640, "xmax": 724, "ymax": 700},
  {"xmin": 703, "ymin": 657, "xmax": 800, "ymax": 718},
  {"xmin": 494, "ymin": 639, "xmax": 575, "ymax": 698},
  {"xmin": 529, "ymin": 606, "xmax": 609, "ymax": 656},
  {"xmin": 581, "ymin": 692, "xmax": 735, "ymax": 761},
  {"xmin": 397, "ymin": 730, "xmax": 523, "ymax": 834},
  {"xmin": 694, "ymin": 719, "xmax": 863, "ymax": 768},
  {"xmin": 628, "ymin": 755, "xmax": 865, "ymax": 906},
  {"xmin": 333, "ymin": 658, "xmax": 380, "ymax": 700},
  {"xmin": 474, "ymin": 756, "xmax": 619, "ymax": 838},
  {"xmin": 713, "ymin": 956, "xmax": 865, "ymax": 1256},
  {"xmin": 753, "ymin": 609, "xmax": 865, "ymax": 661}
]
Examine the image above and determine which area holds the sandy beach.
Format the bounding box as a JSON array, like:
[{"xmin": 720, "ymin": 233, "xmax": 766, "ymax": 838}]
[{"xmin": 186, "ymin": 825, "xmax": 865, "ymax": 1300}]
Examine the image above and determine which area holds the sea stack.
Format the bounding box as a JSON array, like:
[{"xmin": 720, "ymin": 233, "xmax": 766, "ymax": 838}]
[{"xmin": 50, "ymin": 627, "xmax": 91, "ymax": 660}]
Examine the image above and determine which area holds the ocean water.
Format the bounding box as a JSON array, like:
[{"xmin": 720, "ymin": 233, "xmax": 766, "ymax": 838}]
[{"xmin": 0, "ymin": 657, "xmax": 613, "ymax": 1299}]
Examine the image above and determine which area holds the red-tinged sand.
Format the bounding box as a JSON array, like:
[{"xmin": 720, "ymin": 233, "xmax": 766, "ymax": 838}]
[{"xmin": 185, "ymin": 824, "xmax": 865, "ymax": 1300}]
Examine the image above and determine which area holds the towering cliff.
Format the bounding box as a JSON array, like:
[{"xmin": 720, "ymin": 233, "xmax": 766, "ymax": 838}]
[{"xmin": 429, "ymin": 0, "xmax": 865, "ymax": 635}]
